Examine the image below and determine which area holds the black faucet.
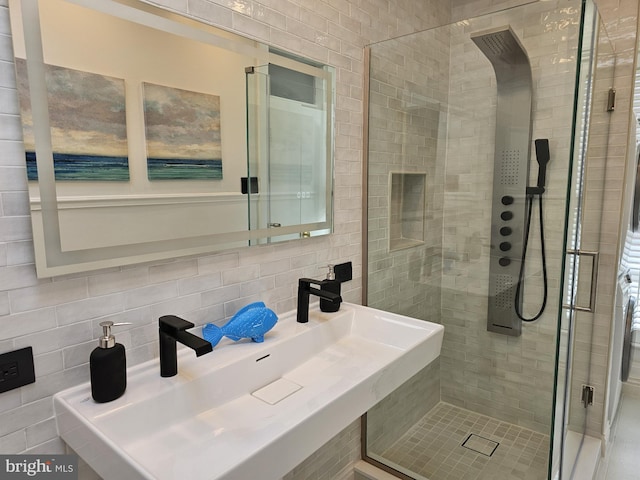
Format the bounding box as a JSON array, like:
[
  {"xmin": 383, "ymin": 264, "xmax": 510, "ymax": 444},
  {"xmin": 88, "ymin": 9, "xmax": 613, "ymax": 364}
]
[
  {"xmin": 297, "ymin": 278, "xmax": 342, "ymax": 323},
  {"xmin": 159, "ymin": 315, "xmax": 213, "ymax": 377}
]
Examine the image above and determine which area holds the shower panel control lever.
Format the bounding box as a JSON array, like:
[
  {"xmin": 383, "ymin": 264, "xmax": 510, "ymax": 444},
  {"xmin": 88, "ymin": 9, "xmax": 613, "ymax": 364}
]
[
  {"xmin": 501, "ymin": 211, "xmax": 513, "ymax": 221},
  {"xmin": 501, "ymin": 195, "xmax": 514, "ymax": 205}
]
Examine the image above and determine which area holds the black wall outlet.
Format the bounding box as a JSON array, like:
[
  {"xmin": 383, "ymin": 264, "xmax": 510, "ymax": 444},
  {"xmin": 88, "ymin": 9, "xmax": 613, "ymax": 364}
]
[{"xmin": 0, "ymin": 347, "xmax": 35, "ymax": 394}]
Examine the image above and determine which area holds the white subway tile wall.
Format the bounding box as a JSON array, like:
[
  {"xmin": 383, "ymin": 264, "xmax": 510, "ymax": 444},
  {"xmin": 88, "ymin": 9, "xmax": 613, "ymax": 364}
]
[
  {"xmin": 366, "ymin": 360, "xmax": 441, "ymax": 454},
  {"xmin": 366, "ymin": 21, "xmax": 448, "ymax": 324},
  {"xmin": 0, "ymin": 0, "xmax": 451, "ymax": 477},
  {"xmin": 454, "ymin": 0, "xmax": 640, "ymax": 453},
  {"xmin": 0, "ymin": 0, "xmax": 636, "ymax": 477},
  {"xmin": 367, "ymin": 0, "xmax": 583, "ymax": 436},
  {"xmin": 448, "ymin": 0, "xmax": 640, "ymax": 444},
  {"xmin": 367, "ymin": 0, "xmax": 639, "ymax": 450},
  {"xmin": 440, "ymin": 1, "xmax": 583, "ymax": 434}
]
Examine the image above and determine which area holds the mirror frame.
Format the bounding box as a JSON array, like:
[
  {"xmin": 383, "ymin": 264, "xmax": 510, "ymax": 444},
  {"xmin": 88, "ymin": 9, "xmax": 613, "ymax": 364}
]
[{"xmin": 10, "ymin": 0, "xmax": 335, "ymax": 277}]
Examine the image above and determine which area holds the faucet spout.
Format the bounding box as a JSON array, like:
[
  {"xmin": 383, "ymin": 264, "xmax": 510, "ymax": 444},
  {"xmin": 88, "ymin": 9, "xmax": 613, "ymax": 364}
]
[
  {"xmin": 159, "ymin": 315, "xmax": 213, "ymax": 377},
  {"xmin": 174, "ymin": 329, "xmax": 212, "ymax": 355},
  {"xmin": 297, "ymin": 278, "xmax": 342, "ymax": 323}
]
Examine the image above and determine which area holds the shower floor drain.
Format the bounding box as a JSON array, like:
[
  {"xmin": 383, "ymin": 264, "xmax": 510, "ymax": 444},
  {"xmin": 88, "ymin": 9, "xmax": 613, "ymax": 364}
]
[{"xmin": 461, "ymin": 434, "xmax": 499, "ymax": 457}]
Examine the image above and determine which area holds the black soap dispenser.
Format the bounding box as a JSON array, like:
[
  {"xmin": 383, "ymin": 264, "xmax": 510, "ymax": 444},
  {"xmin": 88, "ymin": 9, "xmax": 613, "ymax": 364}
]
[
  {"xmin": 320, "ymin": 261, "xmax": 353, "ymax": 313},
  {"xmin": 90, "ymin": 321, "xmax": 128, "ymax": 403},
  {"xmin": 320, "ymin": 265, "xmax": 341, "ymax": 313}
]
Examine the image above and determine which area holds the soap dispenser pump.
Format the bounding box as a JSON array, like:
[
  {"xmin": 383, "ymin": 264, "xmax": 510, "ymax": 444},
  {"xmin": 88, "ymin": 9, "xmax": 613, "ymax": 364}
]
[{"xmin": 90, "ymin": 321, "xmax": 129, "ymax": 403}]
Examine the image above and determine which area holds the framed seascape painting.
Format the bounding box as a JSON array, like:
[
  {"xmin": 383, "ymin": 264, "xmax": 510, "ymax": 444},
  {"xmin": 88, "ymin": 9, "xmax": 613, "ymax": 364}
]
[
  {"xmin": 142, "ymin": 83, "xmax": 223, "ymax": 180},
  {"xmin": 15, "ymin": 60, "xmax": 129, "ymax": 181}
]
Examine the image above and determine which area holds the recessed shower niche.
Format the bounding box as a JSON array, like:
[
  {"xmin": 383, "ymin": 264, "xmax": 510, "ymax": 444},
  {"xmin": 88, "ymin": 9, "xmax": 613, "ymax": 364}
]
[{"xmin": 389, "ymin": 172, "xmax": 426, "ymax": 252}]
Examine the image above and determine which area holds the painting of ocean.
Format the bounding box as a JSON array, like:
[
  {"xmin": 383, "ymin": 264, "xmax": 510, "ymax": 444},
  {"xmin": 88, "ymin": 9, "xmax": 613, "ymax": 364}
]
[
  {"xmin": 25, "ymin": 152, "xmax": 130, "ymax": 181},
  {"xmin": 147, "ymin": 158, "xmax": 222, "ymax": 180},
  {"xmin": 143, "ymin": 83, "xmax": 223, "ymax": 181},
  {"xmin": 15, "ymin": 61, "xmax": 130, "ymax": 182}
]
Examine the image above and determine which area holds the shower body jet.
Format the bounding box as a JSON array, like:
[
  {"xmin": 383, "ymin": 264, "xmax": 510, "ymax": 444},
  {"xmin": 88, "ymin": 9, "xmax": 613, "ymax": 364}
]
[{"xmin": 471, "ymin": 26, "xmax": 533, "ymax": 337}]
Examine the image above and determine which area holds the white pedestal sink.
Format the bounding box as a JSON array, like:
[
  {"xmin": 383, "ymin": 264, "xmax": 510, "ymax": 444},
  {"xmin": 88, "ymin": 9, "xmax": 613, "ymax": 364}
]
[{"xmin": 54, "ymin": 303, "xmax": 444, "ymax": 480}]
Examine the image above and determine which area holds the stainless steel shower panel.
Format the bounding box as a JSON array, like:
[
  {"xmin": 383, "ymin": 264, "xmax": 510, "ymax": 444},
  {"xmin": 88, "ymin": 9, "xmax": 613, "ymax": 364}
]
[{"xmin": 471, "ymin": 26, "xmax": 533, "ymax": 337}]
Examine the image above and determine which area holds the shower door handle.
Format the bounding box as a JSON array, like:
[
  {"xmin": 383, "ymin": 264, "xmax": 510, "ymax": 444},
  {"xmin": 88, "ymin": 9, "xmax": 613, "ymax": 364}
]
[{"xmin": 563, "ymin": 249, "xmax": 599, "ymax": 313}]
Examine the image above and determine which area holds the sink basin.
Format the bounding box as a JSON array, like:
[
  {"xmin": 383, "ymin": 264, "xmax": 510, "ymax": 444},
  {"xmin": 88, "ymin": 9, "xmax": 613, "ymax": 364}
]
[{"xmin": 54, "ymin": 303, "xmax": 444, "ymax": 480}]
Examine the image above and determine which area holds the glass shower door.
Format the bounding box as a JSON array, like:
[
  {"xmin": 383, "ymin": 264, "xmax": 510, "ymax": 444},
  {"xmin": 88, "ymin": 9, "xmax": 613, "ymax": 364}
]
[
  {"xmin": 361, "ymin": 0, "xmax": 612, "ymax": 478},
  {"xmin": 555, "ymin": 2, "xmax": 615, "ymax": 477}
]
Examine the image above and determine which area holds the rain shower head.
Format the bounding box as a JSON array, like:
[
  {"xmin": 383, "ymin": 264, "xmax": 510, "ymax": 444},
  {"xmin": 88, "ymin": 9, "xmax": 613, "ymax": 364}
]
[{"xmin": 471, "ymin": 26, "xmax": 529, "ymax": 68}]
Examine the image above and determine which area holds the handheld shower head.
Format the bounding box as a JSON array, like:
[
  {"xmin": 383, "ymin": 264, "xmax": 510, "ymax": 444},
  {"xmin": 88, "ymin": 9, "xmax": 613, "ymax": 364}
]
[{"xmin": 534, "ymin": 139, "xmax": 550, "ymax": 190}]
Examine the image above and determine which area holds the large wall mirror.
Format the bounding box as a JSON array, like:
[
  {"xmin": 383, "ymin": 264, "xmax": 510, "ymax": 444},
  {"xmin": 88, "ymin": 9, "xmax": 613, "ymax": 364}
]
[{"xmin": 9, "ymin": 0, "xmax": 335, "ymax": 277}]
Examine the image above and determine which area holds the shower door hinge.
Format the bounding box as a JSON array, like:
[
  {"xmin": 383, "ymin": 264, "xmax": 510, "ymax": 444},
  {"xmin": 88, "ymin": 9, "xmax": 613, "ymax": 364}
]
[
  {"xmin": 607, "ymin": 88, "xmax": 616, "ymax": 112},
  {"xmin": 581, "ymin": 384, "xmax": 594, "ymax": 407}
]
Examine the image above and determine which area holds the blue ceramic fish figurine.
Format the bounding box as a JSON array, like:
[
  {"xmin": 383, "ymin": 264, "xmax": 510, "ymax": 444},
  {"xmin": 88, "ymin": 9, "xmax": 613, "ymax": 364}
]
[{"xmin": 202, "ymin": 301, "xmax": 278, "ymax": 347}]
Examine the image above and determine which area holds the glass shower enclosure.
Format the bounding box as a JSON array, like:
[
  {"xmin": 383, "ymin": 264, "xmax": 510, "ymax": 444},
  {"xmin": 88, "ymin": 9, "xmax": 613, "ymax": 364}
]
[{"xmin": 362, "ymin": 0, "xmax": 614, "ymax": 478}]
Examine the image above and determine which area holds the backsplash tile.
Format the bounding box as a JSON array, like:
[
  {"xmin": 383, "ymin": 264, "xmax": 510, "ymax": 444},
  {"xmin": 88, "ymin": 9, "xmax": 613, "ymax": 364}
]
[
  {"xmin": 0, "ymin": 308, "xmax": 57, "ymax": 341},
  {"xmin": 10, "ymin": 279, "xmax": 88, "ymax": 313},
  {"xmin": 366, "ymin": 0, "xmax": 637, "ymax": 450},
  {"xmin": 55, "ymin": 293, "xmax": 125, "ymax": 326},
  {"xmin": 0, "ymin": 431, "xmax": 25, "ymax": 455},
  {"xmin": 0, "ymin": 0, "xmax": 450, "ymax": 475},
  {"xmin": 1, "ymin": 0, "xmax": 632, "ymax": 477}
]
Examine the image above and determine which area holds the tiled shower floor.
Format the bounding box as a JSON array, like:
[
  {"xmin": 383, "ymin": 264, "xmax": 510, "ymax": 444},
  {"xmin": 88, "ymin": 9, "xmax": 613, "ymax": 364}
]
[{"xmin": 379, "ymin": 402, "xmax": 549, "ymax": 480}]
